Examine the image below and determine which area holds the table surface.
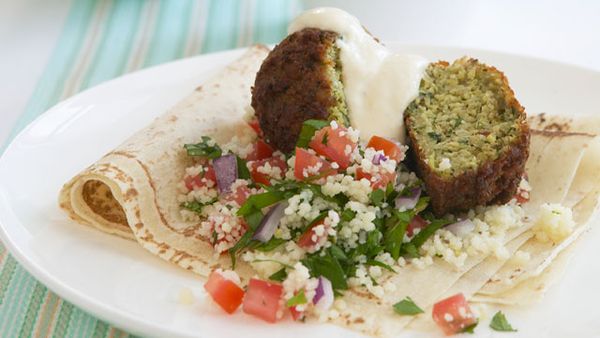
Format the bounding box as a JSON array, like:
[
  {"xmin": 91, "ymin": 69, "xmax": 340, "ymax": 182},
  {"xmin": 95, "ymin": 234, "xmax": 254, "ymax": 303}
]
[{"xmin": 0, "ymin": 0, "xmax": 599, "ymax": 337}]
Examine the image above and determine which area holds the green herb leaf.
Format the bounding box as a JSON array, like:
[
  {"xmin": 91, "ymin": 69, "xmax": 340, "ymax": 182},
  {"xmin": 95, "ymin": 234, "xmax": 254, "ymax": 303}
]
[
  {"xmin": 296, "ymin": 120, "xmax": 329, "ymax": 148},
  {"xmin": 340, "ymin": 209, "xmax": 356, "ymax": 222},
  {"xmin": 254, "ymin": 238, "xmax": 286, "ymax": 252},
  {"xmin": 302, "ymin": 249, "xmax": 348, "ymax": 291},
  {"xmin": 408, "ymin": 218, "xmax": 451, "ymax": 250},
  {"xmin": 369, "ymin": 189, "xmax": 386, "ymax": 207},
  {"xmin": 251, "ymin": 259, "xmax": 294, "ymax": 269},
  {"xmin": 329, "ymin": 244, "xmax": 348, "ymax": 261},
  {"xmin": 462, "ymin": 320, "xmax": 479, "ymax": 334},
  {"xmin": 384, "ymin": 211, "xmax": 411, "ymax": 259},
  {"xmin": 228, "ymin": 230, "xmax": 253, "ymax": 268},
  {"xmin": 269, "ymin": 268, "xmax": 288, "ymax": 282},
  {"xmin": 414, "ymin": 196, "xmax": 430, "ymax": 214},
  {"xmin": 490, "ymin": 311, "xmax": 517, "ymax": 332},
  {"xmin": 237, "ymin": 191, "xmax": 284, "ymax": 216},
  {"xmin": 244, "ymin": 210, "xmax": 264, "ymax": 230},
  {"xmin": 427, "ymin": 132, "xmax": 442, "ymax": 143},
  {"xmin": 321, "ymin": 131, "xmax": 329, "ymax": 145},
  {"xmin": 286, "ymin": 290, "xmax": 307, "ymax": 307},
  {"xmin": 393, "ymin": 297, "xmax": 424, "ymax": 315},
  {"xmin": 236, "ymin": 155, "xmax": 251, "ymax": 179},
  {"xmin": 184, "ymin": 136, "xmax": 222, "ymax": 158},
  {"xmin": 366, "ymin": 259, "xmax": 395, "ymax": 272}
]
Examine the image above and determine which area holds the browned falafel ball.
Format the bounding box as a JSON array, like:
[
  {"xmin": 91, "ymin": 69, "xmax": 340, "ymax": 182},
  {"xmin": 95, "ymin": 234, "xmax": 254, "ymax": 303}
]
[
  {"xmin": 404, "ymin": 58, "xmax": 530, "ymax": 216},
  {"xmin": 251, "ymin": 28, "xmax": 349, "ymax": 153}
]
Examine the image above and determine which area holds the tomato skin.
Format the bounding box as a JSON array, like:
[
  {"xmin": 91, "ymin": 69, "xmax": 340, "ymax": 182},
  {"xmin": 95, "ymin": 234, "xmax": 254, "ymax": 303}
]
[
  {"xmin": 248, "ymin": 119, "xmax": 263, "ymax": 138},
  {"xmin": 297, "ymin": 219, "xmax": 326, "ymax": 248},
  {"xmin": 249, "ymin": 157, "xmax": 287, "ymax": 186},
  {"xmin": 204, "ymin": 271, "xmax": 245, "ymax": 314},
  {"xmin": 367, "ymin": 135, "xmax": 404, "ymax": 162},
  {"xmin": 246, "ymin": 139, "xmax": 274, "ymax": 161},
  {"xmin": 184, "ymin": 165, "xmax": 216, "ymax": 190},
  {"xmin": 309, "ymin": 126, "xmax": 356, "ymax": 169},
  {"xmin": 223, "ymin": 184, "xmax": 251, "ymax": 206},
  {"xmin": 407, "ymin": 214, "xmax": 428, "ymax": 237},
  {"xmin": 294, "ymin": 148, "xmax": 335, "ymax": 181},
  {"xmin": 355, "ymin": 168, "xmax": 396, "ymax": 190},
  {"xmin": 432, "ymin": 293, "xmax": 477, "ymax": 335},
  {"xmin": 289, "ymin": 306, "xmax": 304, "ymax": 321},
  {"xmin": 243, "ymin": 279, "xmax": 283, "ymax": 323}
]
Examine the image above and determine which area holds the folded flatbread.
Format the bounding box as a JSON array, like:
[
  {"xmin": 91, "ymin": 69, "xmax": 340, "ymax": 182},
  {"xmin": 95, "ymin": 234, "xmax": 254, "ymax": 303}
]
[{"xmin": 59, "ymin": 46, "xmax": 600, "ymax": 337}]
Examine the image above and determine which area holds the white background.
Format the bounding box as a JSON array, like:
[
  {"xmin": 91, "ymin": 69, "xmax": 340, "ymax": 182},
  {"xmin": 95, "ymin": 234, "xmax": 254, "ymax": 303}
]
[{"xmin": 1, "ymin": 0, "xmax": 600, "ymax": 147}]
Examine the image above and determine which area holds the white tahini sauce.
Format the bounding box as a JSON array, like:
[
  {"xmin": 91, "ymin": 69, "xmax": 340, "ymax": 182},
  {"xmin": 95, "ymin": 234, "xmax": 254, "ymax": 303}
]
[{"xmin": 288, "ymin": 8, "xmax": 428, "ymax": 144}]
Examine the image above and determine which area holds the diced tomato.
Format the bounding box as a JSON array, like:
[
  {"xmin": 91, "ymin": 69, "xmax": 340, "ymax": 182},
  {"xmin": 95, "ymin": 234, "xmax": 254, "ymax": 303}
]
[
  {"xmin": 367, "ymin": 135, "xmax": 404, "ymax": 162},
  {"xmin": 514, "ymin": 193, "xmax": 529, "ymax": 205},
  {"xmin": 248, "ymin": 118, "xmax": 263, "ymax": 138},
  {"xmin": 249, "ymin": 156, "xmax": 287, "ymax": 186},
  {"xmin": 309, "ymin": 126, "xmax": 357, "ymax": 169},
  {"xmin": 246, "ymin": 139, "xmax": 274, "ymax": 161},
  {"xmin": 297, "ymin": 219, "xmax": 326, "ymax": 248},
  {"xmin": 243, "ymin": 278, "xmax": 283, "ymax": 323},
  {"xmin": 204, "ymin": 271, "xmax": 245, "ymax": 314},
  {"xmin": 289, "ymin": 306, "xmax": 304, "ymax": 321},
  {"xmin": 355, "ymin": 168, "xmax": 396, "ymax": 190},
  {"xmin": 407, "ymin": 214, "xmax": 428, "ymax": 237},
  {"xmin": 432, "ymin": 293, "xmax": 477, "ymax": 335},
  {"xmin": 294, "ymin": 147, "xmax": 336, "ymax": 181},
  {"xmin": 223, "ymin": 184, "xmax": 252, "ymax": 206},
  {"xmin": 184, "ymin": 165, "xmax": 216, "ymax": 190}
]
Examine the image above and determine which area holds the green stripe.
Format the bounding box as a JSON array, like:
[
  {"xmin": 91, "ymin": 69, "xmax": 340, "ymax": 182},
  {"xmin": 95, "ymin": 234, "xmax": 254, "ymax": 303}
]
[
  {"xmin": 35, "ymin": 293, "xmax": 61, "ymax": 337},
  {"xmin": 201, "ymin": 0, "xmax": 241, "ymax": 52},
  {"xmin": 0, "ymin": 263, "xmax": 37, "ymax": 334},
  {"xmin": 3, "ymin": 0, "xmax": 98, "ymax": 150},
  {"xmin": 64, "ymin": 307, "xmax": 91, "ymax": 338},
  {"xmin": 52, "ymin": 301, "xmax": 74, "ymax": 337},
  {"xmin": 143, "ymin": 0, "xmax": 195, "ymax": 67},
  {"xmin": 92, "ymin": 320, "xmax": 109, "ymax": 338},
  {"xmin": 0, "ymin": 255, "xmax": 17, "ymax": 305},
  {"xmin": 252, "ymin": 0, "xmax": 291, "ymax": 44},
  {"xmin": 81, "ymin": 0, "xmax": 145, "ymax": 88},
  {"xmin": 18, "ymin": 283, "xmax": 48, "ymax": 338}
]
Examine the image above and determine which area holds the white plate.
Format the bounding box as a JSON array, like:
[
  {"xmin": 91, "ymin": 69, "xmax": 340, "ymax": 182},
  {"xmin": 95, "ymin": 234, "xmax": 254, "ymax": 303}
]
[{"xmin": 1, "ymin": 45, "xmax": 600, "ymax": 338}]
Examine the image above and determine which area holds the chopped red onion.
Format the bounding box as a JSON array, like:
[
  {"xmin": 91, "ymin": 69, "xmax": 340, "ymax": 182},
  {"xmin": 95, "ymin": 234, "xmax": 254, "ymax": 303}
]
[
  {"xmin": 395, "ymin": 187, "xmax": 421, "ymax": 210},
  {"xmin": 313, "ymin": 276, "xmax": 334, "ymax": 310},
  {"xmin": 252, "ymin": 202, "xmax": 287, "ymax": 242},
  {"xmin": 372, "ymin": 153, "xmax": 388, "ymax": 165},
  {"xmin": 446, "ymin": 219, "xmax": 475, "ymax": 237},
  {"xmin": 213, "ymin": 154, "xmax": 238, "ymax": 193}
]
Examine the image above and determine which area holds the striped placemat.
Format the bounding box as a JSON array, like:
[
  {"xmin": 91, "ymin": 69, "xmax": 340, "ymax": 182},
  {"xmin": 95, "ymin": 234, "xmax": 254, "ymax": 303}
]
[{"xmin": 0, "ymin": 1, "xmax": 300, "ymax": 336}]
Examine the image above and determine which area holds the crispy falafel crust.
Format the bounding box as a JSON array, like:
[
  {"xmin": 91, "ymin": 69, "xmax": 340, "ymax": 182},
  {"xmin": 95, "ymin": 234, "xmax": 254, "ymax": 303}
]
[
  {"xmin": 405, "ymin": 60, "xmax": 530, "ymax": 216},
  {"xmin": 251, "ymin": 28, "xmax": 341, "ymax": 153}
]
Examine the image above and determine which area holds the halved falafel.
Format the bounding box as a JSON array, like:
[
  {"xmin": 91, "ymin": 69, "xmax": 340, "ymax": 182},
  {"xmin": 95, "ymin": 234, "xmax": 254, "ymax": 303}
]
[
  {"xmin": 251, "ymin": 28, "xmax": 349, "ymax": 153},
  {"xmin": 404, "ymin": 57, "xmax": 530, "ymax": 215}
]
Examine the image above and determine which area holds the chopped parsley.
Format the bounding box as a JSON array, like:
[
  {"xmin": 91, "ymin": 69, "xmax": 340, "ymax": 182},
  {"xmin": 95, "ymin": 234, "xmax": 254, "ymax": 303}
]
[
  {"xmin": 393, "ymin": 297, "xmax": 424, "ymax": 315},
  {"xmin": 180, "ymin": 199, "xmax": 217, "ymax": 214},
  {"xmin": 184, "ymin": 136, "xmax": 222, "ymax": 158},
  {"xmin": 296, "ymin": 120, "xmax": 329, "ymax": 148},
  {"xmin": 490, "ymin": 311, "xmax": 517, "ymax": 332},
  {"xmin": 302, "ymin": 248, "xmax": 348, "ymax": 291},
  {"xmin": 236, "ymin": 155, "xmax": 251, "ymax": 179},
  {"xmin": 269, "ymin": 268, "xmax": 288, "ymax": 282},
  {"xmin": 321, "ymin": 131, "xmax": 329, "ymax": 145},
  {"xmin": 461, "ymin": 320, "xmax": 478, "ymax": 334},
  {"xmin": 427, "ymin": 131, "xmax": 442, "ymax": 142},
  {"xmin": 286, "ymin": 290, "xmax": 307, "ymax": 307}
]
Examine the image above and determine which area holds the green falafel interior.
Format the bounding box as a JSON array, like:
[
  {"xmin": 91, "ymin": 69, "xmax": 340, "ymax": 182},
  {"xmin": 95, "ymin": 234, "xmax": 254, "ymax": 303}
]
[{"xmin": 405, "ymin": 57, "xmax": 527, "ymax": 178}]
